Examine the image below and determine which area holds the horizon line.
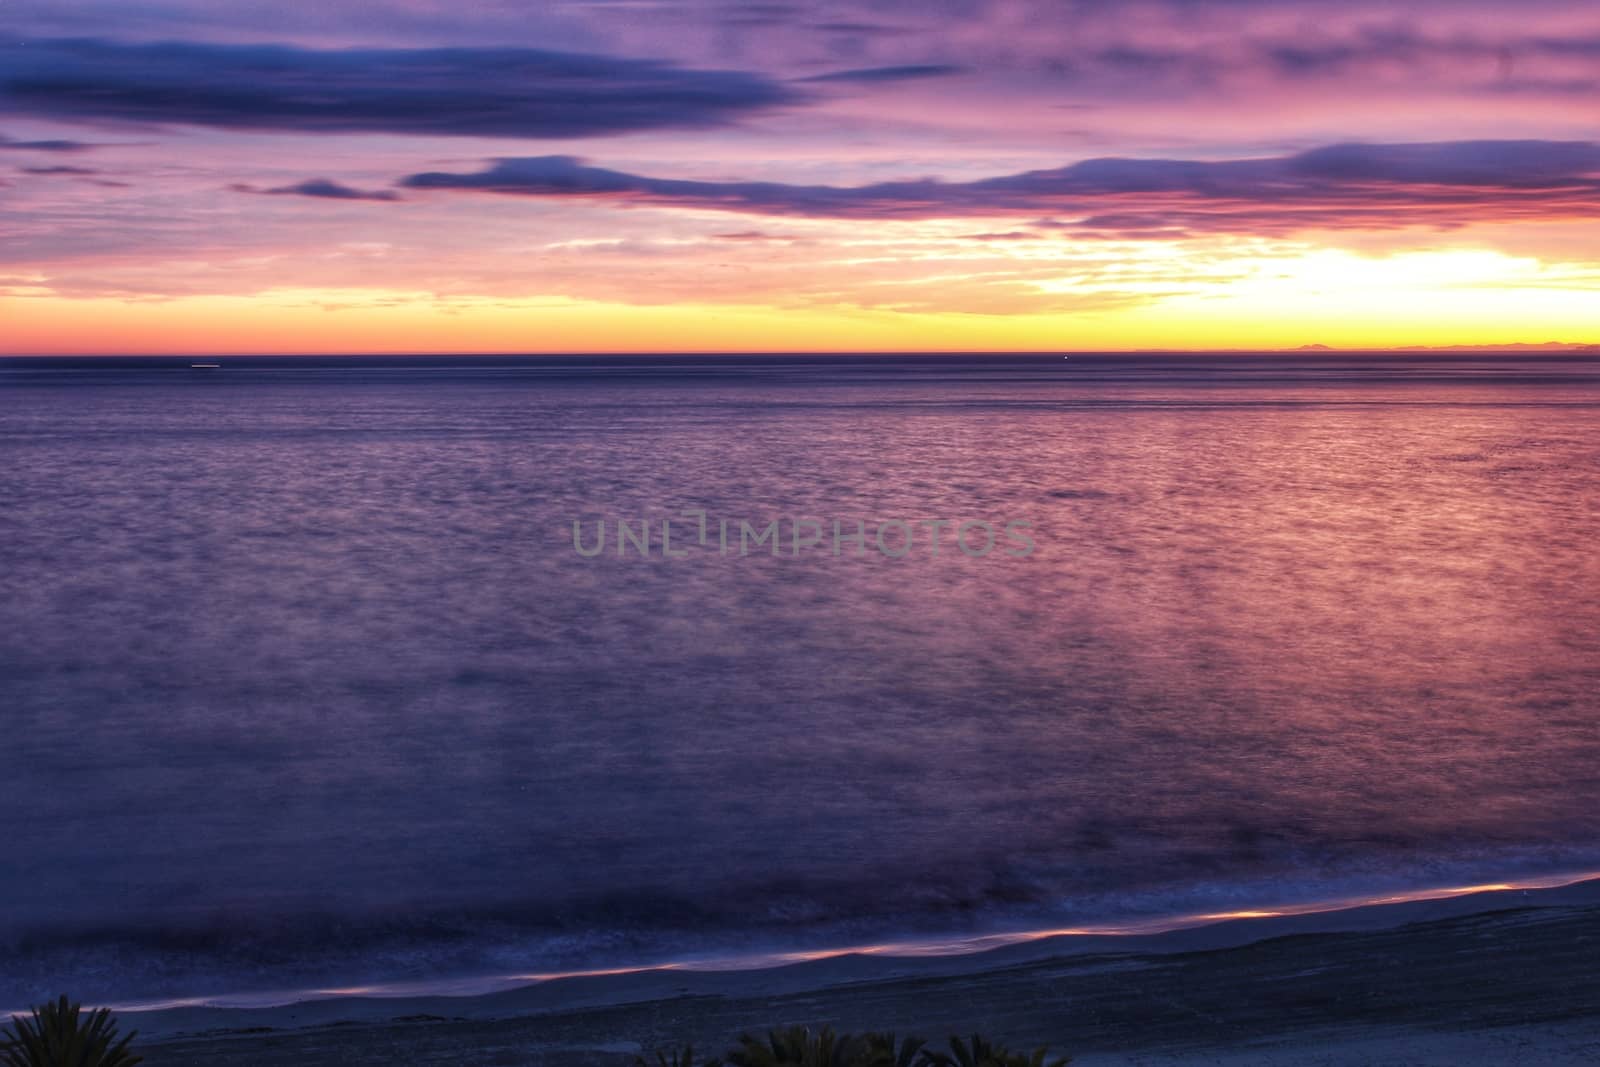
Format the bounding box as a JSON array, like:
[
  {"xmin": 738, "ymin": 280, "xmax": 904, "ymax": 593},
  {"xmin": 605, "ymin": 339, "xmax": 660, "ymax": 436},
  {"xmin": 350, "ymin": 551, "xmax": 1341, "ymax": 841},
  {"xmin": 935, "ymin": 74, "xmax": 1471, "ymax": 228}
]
[{"xmin": 5, "ymin": 343, "xmax": 1600, "ymax": 359}]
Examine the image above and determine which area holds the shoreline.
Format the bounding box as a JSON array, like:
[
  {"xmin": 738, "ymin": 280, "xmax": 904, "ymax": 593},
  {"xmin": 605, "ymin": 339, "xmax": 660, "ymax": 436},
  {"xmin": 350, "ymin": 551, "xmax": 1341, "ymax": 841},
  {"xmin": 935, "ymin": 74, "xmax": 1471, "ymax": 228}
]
[
  {"xmin": 115, "ymin": 874, "xmax": 1600, "ymax": 1064},
  {"xmin": 106, "ymin": 870, "xmax": 1600, "ymax": 1022}
]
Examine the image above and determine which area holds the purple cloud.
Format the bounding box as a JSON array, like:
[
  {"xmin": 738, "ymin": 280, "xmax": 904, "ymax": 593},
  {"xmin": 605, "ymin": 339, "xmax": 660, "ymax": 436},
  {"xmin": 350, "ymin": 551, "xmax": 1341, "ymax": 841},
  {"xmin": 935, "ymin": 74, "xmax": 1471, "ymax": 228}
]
[
  {"xmin": 0, "ymin": 39, "xmax": 798, "ymax": 139},
  {"xmin": 233, "ymin": 179, "xmax": 402, "ymax": 201},
  {"xmin": 398, "ymin": 141, "xmax": 1600, "ymax": 234},
  {"xmin": 798, "ymin": 64, "xmax": 966, "ymax": 83},
  {"xmin": 0, "ymin": 133, "xmax": 93, "ymax": 152}
]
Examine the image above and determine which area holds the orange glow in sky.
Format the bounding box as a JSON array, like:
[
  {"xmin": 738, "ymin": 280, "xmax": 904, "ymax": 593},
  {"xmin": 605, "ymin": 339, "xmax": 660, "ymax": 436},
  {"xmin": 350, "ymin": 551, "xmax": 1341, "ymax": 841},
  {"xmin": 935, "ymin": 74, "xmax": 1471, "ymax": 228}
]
[{"xmin": 3, "ymin": 2, "xmax": 1599, "ymax": 352}]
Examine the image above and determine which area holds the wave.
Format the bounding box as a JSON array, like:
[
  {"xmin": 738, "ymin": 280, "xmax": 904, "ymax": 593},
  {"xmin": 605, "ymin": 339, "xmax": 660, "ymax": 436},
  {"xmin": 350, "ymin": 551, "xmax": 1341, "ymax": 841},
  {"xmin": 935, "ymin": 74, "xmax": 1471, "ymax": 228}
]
[{"xmin": 7, "ymin": 850, "xmax": 1600, "ymax": 1014}]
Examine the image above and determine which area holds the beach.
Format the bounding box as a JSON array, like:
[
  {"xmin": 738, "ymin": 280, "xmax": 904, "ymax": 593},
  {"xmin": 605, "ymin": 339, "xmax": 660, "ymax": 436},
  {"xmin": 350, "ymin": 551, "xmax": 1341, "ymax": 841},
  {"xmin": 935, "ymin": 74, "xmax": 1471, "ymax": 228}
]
[
  {"xmin": 124, "ymin": 878, "xmax": 1600, "ymax": 1065},
  {"xmin": 6, "ymin": 355, "xmax": 1600, "ymax": 1060}
]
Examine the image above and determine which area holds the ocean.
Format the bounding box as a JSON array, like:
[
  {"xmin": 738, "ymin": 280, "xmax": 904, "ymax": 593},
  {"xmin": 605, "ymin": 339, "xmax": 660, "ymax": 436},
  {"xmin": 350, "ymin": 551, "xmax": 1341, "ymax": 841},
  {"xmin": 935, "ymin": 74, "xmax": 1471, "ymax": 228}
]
[{"xmin": 3, "ymin": 352, "xmax": 1599, "ymax": 1009}]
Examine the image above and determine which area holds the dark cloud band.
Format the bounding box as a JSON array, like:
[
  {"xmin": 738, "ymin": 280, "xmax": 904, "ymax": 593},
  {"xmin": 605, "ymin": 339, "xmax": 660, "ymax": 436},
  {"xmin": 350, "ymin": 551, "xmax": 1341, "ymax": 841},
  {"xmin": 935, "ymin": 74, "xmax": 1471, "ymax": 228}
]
[
  {"xmin": 397, "ymin": 141, "xmax": 1600, "ymax": 234},
  {"xmin": 0, "ymin": 132, "xmax": 94, "ymax": 152},
  {"xmin": 230, "ymin": 179, "xmax": 401, "ymax": 201},
  {"xmin": 797, "ymin": 64, "xmax": 966, "ymax": 83},
  {"xmin": 0, "ymin": 38, "xmax": 797, "ymax": 138}
]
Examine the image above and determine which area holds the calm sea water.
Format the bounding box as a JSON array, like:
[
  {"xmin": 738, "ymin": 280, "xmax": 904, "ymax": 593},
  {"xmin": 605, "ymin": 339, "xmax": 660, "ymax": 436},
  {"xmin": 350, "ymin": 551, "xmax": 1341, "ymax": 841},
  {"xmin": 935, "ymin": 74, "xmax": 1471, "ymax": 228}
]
[{"xmin": 3, "ymin": 353, "xmax": 1600, "ymax": 1008}]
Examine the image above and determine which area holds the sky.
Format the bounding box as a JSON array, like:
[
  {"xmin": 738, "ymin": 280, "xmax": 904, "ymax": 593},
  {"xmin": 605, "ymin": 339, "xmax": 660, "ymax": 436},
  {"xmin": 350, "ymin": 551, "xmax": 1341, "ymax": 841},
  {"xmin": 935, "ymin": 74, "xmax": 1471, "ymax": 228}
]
[{"xmin": 2, "ymin": 0, "xmax": 1599, "ymax": 353}]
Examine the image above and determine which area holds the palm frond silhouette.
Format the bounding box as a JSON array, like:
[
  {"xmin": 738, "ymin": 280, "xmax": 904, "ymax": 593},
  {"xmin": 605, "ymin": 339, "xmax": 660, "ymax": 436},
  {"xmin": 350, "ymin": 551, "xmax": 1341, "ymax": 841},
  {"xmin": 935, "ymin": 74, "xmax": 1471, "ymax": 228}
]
[
  {"xmin": 924, "ymin": 1034, "xmax": 1070, "ymax": 1067},
  {"xmin": 726, "ymin": 1026, "xmax": 864, "ymax": 1067},
  {"xmin": 1, "ymin": 996, "xmax": 142, "ymax": 1067}
]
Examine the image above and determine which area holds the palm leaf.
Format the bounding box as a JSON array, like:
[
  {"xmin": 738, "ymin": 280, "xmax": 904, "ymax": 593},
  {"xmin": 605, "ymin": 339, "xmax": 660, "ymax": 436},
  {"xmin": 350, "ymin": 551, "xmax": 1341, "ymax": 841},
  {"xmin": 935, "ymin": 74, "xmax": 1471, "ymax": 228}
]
[{"xmin": 1, "ymin": 995, "xmax": 142, "ymax": 1067}]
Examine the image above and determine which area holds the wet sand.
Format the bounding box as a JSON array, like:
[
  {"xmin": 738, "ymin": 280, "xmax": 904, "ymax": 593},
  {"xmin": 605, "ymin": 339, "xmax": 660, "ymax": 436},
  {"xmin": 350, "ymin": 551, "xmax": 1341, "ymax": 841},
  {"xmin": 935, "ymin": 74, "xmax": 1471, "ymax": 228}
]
[{"xmin": 129, "ymin": 880, "xmax": 1600, "ymax": 1065}]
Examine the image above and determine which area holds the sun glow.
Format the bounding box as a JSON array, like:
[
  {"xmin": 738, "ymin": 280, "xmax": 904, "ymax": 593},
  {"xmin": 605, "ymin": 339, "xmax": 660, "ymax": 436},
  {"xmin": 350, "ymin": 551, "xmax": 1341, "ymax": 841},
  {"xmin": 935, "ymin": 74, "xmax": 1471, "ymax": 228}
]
[
  {"xmin": 1252, "ymin": 248, "xmax": 1546, "ymax": 293},
  {"xmin": 3, "ymin": 244, "xmax": 1596, "ymax": 355}
]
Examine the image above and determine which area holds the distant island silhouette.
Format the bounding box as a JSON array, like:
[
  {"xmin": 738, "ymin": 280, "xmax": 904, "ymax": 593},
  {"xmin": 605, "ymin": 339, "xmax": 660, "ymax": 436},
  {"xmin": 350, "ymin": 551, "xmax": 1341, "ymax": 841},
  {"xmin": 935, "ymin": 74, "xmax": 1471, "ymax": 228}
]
[{"xmin": 1294, "ymin": 341, "xmax": 1600, "ymax": 352}]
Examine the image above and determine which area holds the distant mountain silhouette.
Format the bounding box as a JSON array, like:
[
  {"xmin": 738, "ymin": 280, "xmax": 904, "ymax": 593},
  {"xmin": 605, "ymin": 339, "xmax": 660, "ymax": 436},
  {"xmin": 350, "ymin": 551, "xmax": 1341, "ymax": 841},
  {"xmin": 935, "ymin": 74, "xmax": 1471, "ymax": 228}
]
[
  {"xmin": 1288, "ymin": 342, "xmax": 1600, "ymax": 352},
  {"xmin": 1392, "ymin": 341, "xmax": 1600, "ymax": 352}
]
